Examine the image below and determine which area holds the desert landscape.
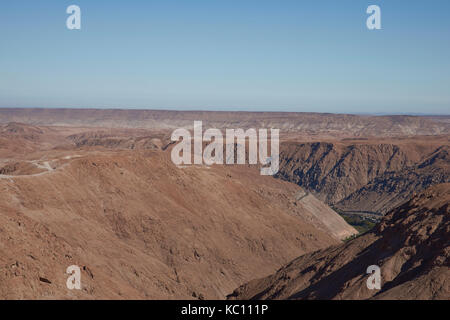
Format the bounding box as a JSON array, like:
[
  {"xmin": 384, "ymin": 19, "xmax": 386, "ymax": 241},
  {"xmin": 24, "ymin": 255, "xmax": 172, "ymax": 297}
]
[{"xmin": 0, "ymin": 108, "xmax": 448, "ymax": 300}]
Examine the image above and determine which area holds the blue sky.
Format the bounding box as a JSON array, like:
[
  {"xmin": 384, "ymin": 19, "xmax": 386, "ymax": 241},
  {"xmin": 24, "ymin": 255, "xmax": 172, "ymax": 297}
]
[{"xmin": 0, "ymin": 0, "xmax": 449, "ymax": 114}]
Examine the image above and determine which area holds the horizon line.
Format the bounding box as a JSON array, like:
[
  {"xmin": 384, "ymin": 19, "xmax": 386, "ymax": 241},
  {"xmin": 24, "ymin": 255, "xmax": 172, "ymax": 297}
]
[{"xmin": 0, "ymin": 106, "xmax": 449, "ymax": 117}]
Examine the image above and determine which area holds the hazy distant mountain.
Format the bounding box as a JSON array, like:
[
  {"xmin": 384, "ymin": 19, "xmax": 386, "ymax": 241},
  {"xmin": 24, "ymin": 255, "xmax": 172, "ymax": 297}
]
[{"xmin": 0, "ymin": 108, "xmax": 448, "ymax": 137}]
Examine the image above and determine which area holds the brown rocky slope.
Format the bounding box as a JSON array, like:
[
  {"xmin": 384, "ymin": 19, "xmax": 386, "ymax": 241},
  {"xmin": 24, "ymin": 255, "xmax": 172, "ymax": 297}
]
[
  {"xmin": 0, "ymin": 147, "xmax": 355, "ymax": 299},
  {"xmin": 276, "ymin": 138, "xmax": 449, "ymax": 214},
  {"xmin": 228, "ymin": 183, "xmax": 450, "ymax": 300},
  {"xmin": 336, "ymin": 145, "xmax": 450, "ymax": 214}
]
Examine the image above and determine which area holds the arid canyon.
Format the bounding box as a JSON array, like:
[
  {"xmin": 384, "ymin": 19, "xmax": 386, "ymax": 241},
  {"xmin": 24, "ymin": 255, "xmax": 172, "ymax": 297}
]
[{"xmin": 0, "ymin": 108, "xmax": 448, "ymax": 300}]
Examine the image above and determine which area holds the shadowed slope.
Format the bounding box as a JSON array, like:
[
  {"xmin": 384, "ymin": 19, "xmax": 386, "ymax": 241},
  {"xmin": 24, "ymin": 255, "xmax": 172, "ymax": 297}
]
[{"xmin": 228, "ymin": 184, "xmax": 450, "ymax": 300}]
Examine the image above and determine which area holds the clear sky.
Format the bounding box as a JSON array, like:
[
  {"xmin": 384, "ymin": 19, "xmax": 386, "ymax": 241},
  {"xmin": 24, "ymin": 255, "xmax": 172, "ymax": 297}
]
[{"xmin": 0, "ymin": 0, "xmax": 449, "ymax": 114}]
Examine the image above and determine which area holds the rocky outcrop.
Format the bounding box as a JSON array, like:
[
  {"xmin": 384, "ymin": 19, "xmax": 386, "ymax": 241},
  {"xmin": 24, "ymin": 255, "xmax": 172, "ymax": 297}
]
[
  {"xmin": 336, "ymin": 146, "xmax": 450, "ymax": 214},
  {"xmin": 277, "ymin": 140, "xmax": 449, "ymax": 215}
]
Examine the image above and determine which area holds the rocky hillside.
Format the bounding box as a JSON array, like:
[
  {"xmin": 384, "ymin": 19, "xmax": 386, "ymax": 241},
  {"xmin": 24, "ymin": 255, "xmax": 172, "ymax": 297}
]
[
  {"xmin": 336, "ymin": 146, "xmax": 450, "ymax": 214},
  {"xmin": 277, "ymin": 139, "xmax": 449, "ymax": 214},
  {"xmin": 228, "ymin": 183, "xmax": 450, "ymax": 300},
  {"xmin": 0, "ymin": 145, "xmax": 355, "ymax": 299}
]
